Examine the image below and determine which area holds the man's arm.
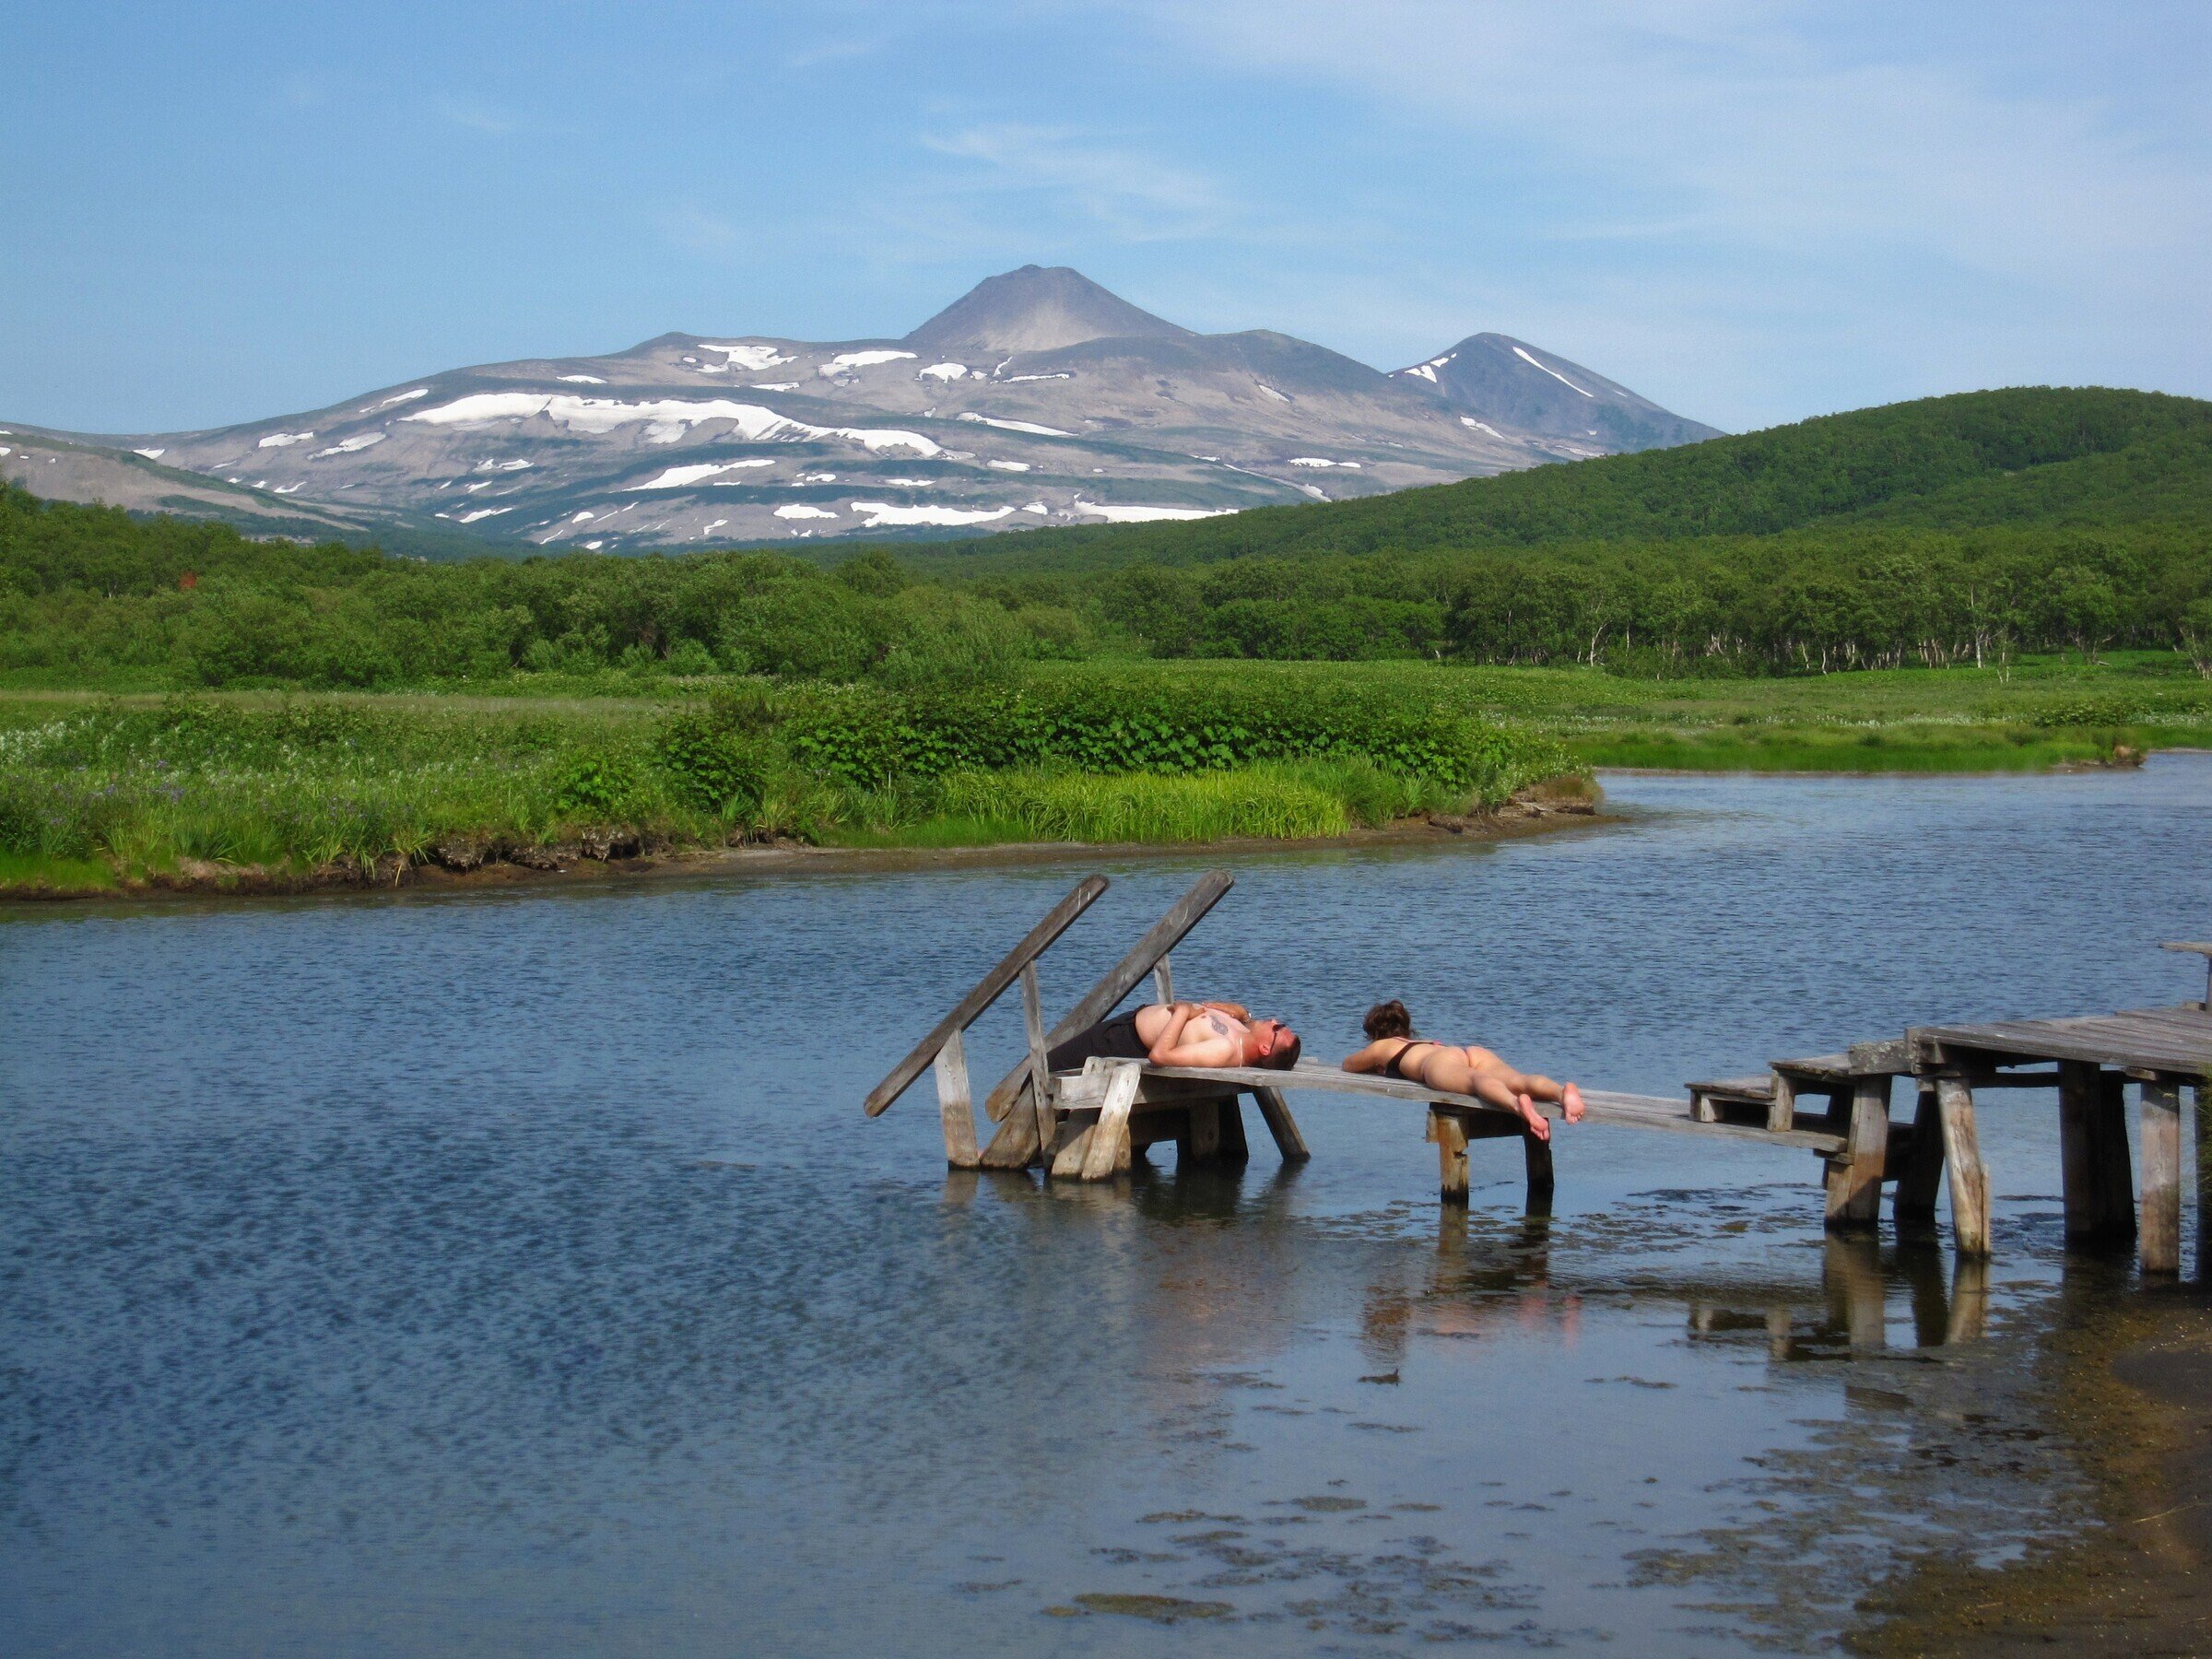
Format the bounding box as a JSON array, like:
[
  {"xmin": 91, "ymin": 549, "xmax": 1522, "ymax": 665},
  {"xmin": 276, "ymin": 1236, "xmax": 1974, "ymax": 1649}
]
[{"xmin": 1148, "ymin": 1008, "xmax": 1241, "ymax": 1067}]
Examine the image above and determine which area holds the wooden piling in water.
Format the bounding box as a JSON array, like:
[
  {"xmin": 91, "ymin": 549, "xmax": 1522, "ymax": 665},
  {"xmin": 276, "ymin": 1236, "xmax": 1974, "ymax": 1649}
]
[{"xmin": 2141, "ymin": 1077, "xmax": 2184, "ymax": 1274}]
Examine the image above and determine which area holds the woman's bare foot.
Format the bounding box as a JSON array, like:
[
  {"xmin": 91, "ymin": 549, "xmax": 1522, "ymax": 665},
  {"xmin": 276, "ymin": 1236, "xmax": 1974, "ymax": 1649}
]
[
  {"xmin": 1562, "ymin": 1082, "xmax": 1586, "ymax": 1124},
  {"xmin": 1517, "ymin": 1092, "xmax": 1551, "ymax": 1140}
]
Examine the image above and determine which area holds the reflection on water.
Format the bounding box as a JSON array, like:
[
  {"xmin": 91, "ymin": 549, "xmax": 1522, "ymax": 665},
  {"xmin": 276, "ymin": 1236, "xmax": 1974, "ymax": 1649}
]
[{"xmin": 3, "ymin": 757, "xmax": 2208, "ymax": 1655}]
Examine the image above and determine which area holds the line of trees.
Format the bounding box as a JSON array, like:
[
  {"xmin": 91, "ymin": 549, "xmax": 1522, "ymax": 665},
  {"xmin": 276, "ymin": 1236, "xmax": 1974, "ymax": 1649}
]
[{"xmin": 3, "ymin": 486, "xmax": 2206, "ymax": 688}]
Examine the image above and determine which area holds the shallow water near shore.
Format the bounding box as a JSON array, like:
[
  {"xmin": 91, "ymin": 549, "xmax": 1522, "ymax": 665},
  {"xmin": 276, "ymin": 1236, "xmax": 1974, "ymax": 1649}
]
[{"xmin": 5, "ymin": 756, "xmax": 2210, "ymax": 1655}]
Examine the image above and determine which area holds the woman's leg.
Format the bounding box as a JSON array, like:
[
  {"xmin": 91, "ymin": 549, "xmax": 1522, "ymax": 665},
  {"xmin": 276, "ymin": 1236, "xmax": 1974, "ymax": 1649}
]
[
  {"xmin": 1409, "ymin": 1048, "xmax": 1552, "ymax": 1139},
  {"xmin": 1488, "ymin": 1066, "xmax": 1587, "ymax": 1124}
]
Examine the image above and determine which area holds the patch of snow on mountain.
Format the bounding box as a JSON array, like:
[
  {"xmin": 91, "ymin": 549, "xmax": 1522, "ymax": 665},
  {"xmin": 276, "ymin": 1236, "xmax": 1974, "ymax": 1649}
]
[
  {"xmin": 1460, "ymin": 418, "xmax": 1508, "ymax": 440},
  {"xmin": 458, "ymin": 507, "xmax": 511, "ymax": 524},
  {"xmin": 884, "ymin": 477, "xmax": 935, "ymax": 487},
  {"xmin": 628, "ymin": 460, "xmax": 774, "ymax": 490},
  {"xmin": 1512, "ymin": 346, "xmax": 1594, "ymax": 397},
  {"xmin": 372, "ymin": 389, "xmax": 429, "ymax": 410},
  {"xmin": 775, "ymin": 504, "xmax": 839, "ymax": 520},
  {"xmin": 918, "ymin": 362, "xmax": 969, "ymax": 381},
  {"xmin": 258, "ymin": 430, "xmax": 315, "ymax": 448},
  {"xmin": 134, "ymin": 447, "xmax": 166, "ymax": 459},
  {"xmin": 698, "ymin": 343, "xmax": 794, "ymax": 372},
  {"xmin": 559, "ymin": 374, "xmax": 606, "ymax": 384},
  {"xmin": 312, "ymin": 432, "xmax": 388, "ymax": 457},
  {"xmin": 748, "ymin": 382, "xmax": 797, "ymax": 393},
  {"xmin": 849, "ymin": 502, "xmax": 1014, "ymax": 529},
  {"xmin": 1429, "ymin": 353, "xmax": 1456, "ymax": 368},
  {"xmin": 1071, "ymin": 500, "xmax": 1235, "ymax": 524},
  {"xmin": 955, "ymin": 413, "xmax": 1073, "ymax": 437},
  {"xmin": 987, "ymin": 460, "xmax": 1031, "ymax": 472},
  {"xmin": 402, "ymin": 394, "xmax": 940, "ymax": 456},
  {"xmin": 798, "ymin": 472, "xmax": 837, "ymax": 484},
  {"xmin": 1255, "ymin": 383, "xmax": 1291, "ymax": 402},
  {"xmin": 1003, "ymin": 372, "xmax": 1072, "ymax": 382},
  {"xmin": 572, "ymin": 512, "xmax": 595, "ymax": 523},
  {"xmin": 818, "ymin": 349, "xmax": 917, "ymax": 377},
  {"xmin": 475, "ymin": 457, "xmax": 532, "ymax": 471},
  {"xmin": 1399, "ymin": 364, "xmax": 1437, "ymax": 382},
  {"xmin": 1023, "ymin": 502, "xmax": 1049, "ymax": 514},
  {"xmin": 584, "ymin": 540, "xmax": 605, "ymax": 549},
  {"xmin": 1296, "ymin": 483, "xmax": 1327, "ymax": 500},
  {"xmin": 272, "ymin": 483, "xmax": 303, "ymax": 495},
  {"xmin": 0, "ymin": 448, "xmax": 11, "ymax": 457},
  {"xmin": 1288, "ymin": 456, "xmax": 1359, "ymax": 468}
]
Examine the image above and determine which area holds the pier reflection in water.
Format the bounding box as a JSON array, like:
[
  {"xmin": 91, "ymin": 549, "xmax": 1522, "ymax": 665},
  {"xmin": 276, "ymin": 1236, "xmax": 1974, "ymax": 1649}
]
[{"xmin": 3, "ymin": 758, "xmax": 2209, "ymax": 1655}]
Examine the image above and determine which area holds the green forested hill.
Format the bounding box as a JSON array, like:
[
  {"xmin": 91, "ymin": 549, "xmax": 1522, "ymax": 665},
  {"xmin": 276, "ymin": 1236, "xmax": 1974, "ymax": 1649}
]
[{"xmin": 898, "ymin": 387, "xmax": 2212, "ymax": 574}]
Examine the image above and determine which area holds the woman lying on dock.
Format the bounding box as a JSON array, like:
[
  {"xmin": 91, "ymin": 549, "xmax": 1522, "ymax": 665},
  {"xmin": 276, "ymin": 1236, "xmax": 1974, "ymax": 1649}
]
[
  {"xmin": 1343, "ymin": 1001, "xmax": 1586, "ymax": 1141},
  {"xmin": 1044, "ymin": 1000, "xmax": 1303, "ymax": 1073}
]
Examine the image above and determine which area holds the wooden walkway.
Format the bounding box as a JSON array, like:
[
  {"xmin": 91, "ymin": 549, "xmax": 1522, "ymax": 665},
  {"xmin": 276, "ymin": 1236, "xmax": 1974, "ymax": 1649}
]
[{"xmin": 865, "ymin": 875, "xmax": 2212, "ymax": 1272}]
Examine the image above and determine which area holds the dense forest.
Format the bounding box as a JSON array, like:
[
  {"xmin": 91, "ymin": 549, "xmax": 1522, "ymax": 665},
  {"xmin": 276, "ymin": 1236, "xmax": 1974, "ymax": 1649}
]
[{"xmin": 4, "ymin": 388, "xmax": 2207, "ymax": 688}]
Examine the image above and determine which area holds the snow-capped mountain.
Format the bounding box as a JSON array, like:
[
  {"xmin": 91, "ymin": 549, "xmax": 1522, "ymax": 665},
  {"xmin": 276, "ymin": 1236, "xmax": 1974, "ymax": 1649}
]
[{"xmin": 6, "ymin": 267, "xmax": 1721, "ymax": 549}]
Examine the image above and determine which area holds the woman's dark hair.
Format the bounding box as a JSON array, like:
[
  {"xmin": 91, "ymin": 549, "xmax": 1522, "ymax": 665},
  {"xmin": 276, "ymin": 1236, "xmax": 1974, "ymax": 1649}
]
[{"xmin": 1364, "ymin": 1000, "xmax": 1412, "ymax": 1041}]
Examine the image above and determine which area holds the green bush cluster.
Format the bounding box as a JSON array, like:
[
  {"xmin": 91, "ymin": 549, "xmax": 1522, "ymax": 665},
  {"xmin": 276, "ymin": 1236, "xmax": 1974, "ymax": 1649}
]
[{"xmin": 765, "ymin": 675, "xmax": 1567, "ymax": 805}]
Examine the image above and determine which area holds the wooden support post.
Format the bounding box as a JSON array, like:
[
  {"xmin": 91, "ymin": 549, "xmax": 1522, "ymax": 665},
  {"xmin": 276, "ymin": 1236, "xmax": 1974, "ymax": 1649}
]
[
  {"xmin": 1767, "ymin": 1070, "xmax": 1798, "ymax": 1134},
  {"xmin": 1218, "ymin": 1095, "xmax": 1251, "ymax": 1163},
  {"xmin": 1430, "ymin": 1108, "xmax": 1471, "ymax": 1204},
  {"xmin": 1079, "ymin": 1063, "xmax": 1143, "ymax": 1182},
  {"xmin": 2197, "ymin": 1087, "xmax": 2212, "ymax": 1282},
  {"xmin": 2058, "ymin": 1061, "xmax": 2136, "ymax": 1245},
  {"xmin": 1894, "ymin": 1080, "xmax": 1946, "ymax": 1228},
  {"xmin": 1184, "ymin": 1097, "xmax": 1223, "ymax": 1163},
  {"xmin": 932, "ymin": 1028, "xmax": 981, "ymax": 1169},
  {"xmin": 1936, "ymin": 1077, "xmax": 1991, "ymax": 1259},
  {"xmin": 1523, "ymin": 1126, "xmax": 1556, "ymax": 1205},
  {"xmin": 1251, "ymin": 1086, "xmax": 1311, "ymax": 1163},
  {"xmin": 2141, "ymin": 1077, "xmax": 2183, "ymax": 1275},
  {"xmin": 1151, "ymin": 952, "xmax": 1173, "ymax": 1006},
  {"xmin": 1825, "ymin": 1076, "xmax": 1891, "ymax": 1230}
]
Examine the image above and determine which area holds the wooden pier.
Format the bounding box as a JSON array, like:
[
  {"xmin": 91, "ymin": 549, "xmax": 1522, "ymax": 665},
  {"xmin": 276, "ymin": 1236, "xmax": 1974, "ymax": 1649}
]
[{"xmin": 865, "ymin": 876, "xmax": 2212, "ymax": 1270}]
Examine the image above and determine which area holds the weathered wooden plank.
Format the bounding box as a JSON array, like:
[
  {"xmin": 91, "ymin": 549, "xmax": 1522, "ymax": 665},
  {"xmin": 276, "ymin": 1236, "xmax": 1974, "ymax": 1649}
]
[
  {"xmin": 982, "ymin": 870, "xmax": 1234, "ymax": 1122},
  {"xmin": 1936, "ymin": 1077, "xmax": 1991, "ymax": 1260},
  {"xmin": 2141, "ymin": 1078, "xmax": 2183, "ymax": 1274},
  {"xmin": 1151, "ymin": 953, "xmax": 1174, "ymax": 1006},
  {"xmin": 1018, "ymin": 959, "xmax": 1053, "ymax": 1149},
  {"xmin": 1080, "ymin": 1063, "xmax": 1144, "ymax": 1181},
  {"xmin": 1251, "ymin": 1085, "xmax": 1312, "ymax": 1162},
  {"xmin": 977, "ymin": 1095, "xmax": 1042, "ymax": 1170},
  {"xmin": 1825, "ymin": 1075, "xmax": 1890, "ymax": 1230},
  {"xmin": 865, "ymin": 874, "xmax": 1109, "ymax": 1117},
  {"xmin": 1430, "ymin": 1107, "xmax": 1471, "ymax": 1203},
  {"xmin": 933, "ymin": 1028, "xmax": 981, "ymax": 1169},
  {"xmin": 1894, "ymin": 1080, "xmax": 1947, "ymax": 1227},
  {"xmin": 2094, "ymin": 1070, "xmax": 2138, "ymax": 1245}
]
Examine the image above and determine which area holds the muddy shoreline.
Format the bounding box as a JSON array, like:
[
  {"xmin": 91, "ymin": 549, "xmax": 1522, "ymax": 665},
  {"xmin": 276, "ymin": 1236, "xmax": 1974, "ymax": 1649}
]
[
  {"xmin": 2, "ymin": 794, "xmax": 1602, "ymax": 903},
  {"xmin": 1851, "ymin": 1290, "xmax": 2212, "ymax": 1657}
]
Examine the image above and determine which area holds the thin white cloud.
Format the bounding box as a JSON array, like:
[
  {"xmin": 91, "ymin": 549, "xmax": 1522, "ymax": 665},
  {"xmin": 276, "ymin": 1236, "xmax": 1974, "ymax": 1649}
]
[
  {"xmin": 436, "ymin": 98, "xmax": 520, "ymax": 135},
  {"xmin": 920, "ymin": 124, "xmax": 1232, "ymax": 241}
]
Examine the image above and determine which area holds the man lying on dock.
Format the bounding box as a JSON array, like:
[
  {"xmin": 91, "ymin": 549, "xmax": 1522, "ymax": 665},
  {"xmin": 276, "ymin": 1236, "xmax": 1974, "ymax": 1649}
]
[{"xmin": 1044, "ymin": 1000, "xmax": 1304, "ymax": 1074}]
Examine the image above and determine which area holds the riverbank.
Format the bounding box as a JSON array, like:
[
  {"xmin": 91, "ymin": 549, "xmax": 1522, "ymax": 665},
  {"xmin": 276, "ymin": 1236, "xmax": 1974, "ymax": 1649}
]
[
  {"xmin": 1851, "ymin": 1292, "xmax": 2212, "ymax": 1657},
  {"xmin": 0, "ymin": 779, "xmax": 1602, "ymax": 900}
]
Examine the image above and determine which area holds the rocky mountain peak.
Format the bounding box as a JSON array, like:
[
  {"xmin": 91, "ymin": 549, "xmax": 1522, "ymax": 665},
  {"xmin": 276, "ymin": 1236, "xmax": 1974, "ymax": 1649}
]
[{"xmin": 904, "ymin": 265, "xmax": 1193, "ymax": 355}]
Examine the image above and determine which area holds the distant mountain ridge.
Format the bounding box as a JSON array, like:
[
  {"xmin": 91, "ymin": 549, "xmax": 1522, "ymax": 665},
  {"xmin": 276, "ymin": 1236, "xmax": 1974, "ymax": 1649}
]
[{"xmin": 1, "ymin": 265, "xmax": 1718, "ymax": 551}]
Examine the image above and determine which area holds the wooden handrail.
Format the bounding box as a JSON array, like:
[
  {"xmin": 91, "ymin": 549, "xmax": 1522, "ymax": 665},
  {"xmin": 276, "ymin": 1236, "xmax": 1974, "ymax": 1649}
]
[
  {"xmin": 862, "ymin": 874, "xmax": 1110, "ymax": 1116},
  {"xmin": 982, "ymin": 869, "xmax": 1234, "ymax": 1123}
]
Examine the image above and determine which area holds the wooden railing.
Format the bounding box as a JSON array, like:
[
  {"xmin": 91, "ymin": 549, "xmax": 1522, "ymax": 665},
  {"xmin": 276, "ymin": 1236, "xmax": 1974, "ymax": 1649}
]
[{"xmin": 862, "ymin": 869, "xmax": 1236, "ymax": 1171}]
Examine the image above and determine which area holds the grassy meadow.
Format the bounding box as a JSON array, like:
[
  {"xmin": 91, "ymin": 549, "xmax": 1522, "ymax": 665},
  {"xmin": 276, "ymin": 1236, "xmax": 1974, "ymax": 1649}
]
[{"xmin": 1, "ymin": 652, "xmax": 2201, "ymax": 897}]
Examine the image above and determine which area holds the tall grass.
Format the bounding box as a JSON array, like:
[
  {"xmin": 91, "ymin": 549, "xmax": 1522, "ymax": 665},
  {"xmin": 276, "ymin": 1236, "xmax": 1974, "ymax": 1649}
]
[{"xmin": 936, "ymin": 765, "xmax": 1354, "ymax": 843}]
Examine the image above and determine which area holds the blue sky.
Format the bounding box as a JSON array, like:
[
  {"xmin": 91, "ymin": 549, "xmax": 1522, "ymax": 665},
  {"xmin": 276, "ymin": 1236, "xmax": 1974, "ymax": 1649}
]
[{"xmin": 3, "ymin": 1, "xmax": 2206, "ymax": 435}]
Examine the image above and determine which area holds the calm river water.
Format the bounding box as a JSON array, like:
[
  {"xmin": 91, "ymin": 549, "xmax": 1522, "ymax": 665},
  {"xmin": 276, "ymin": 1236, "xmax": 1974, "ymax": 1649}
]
[{"xmin": 5, "ymin": 758, "xmax": 2210, "ymax": 1655}]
